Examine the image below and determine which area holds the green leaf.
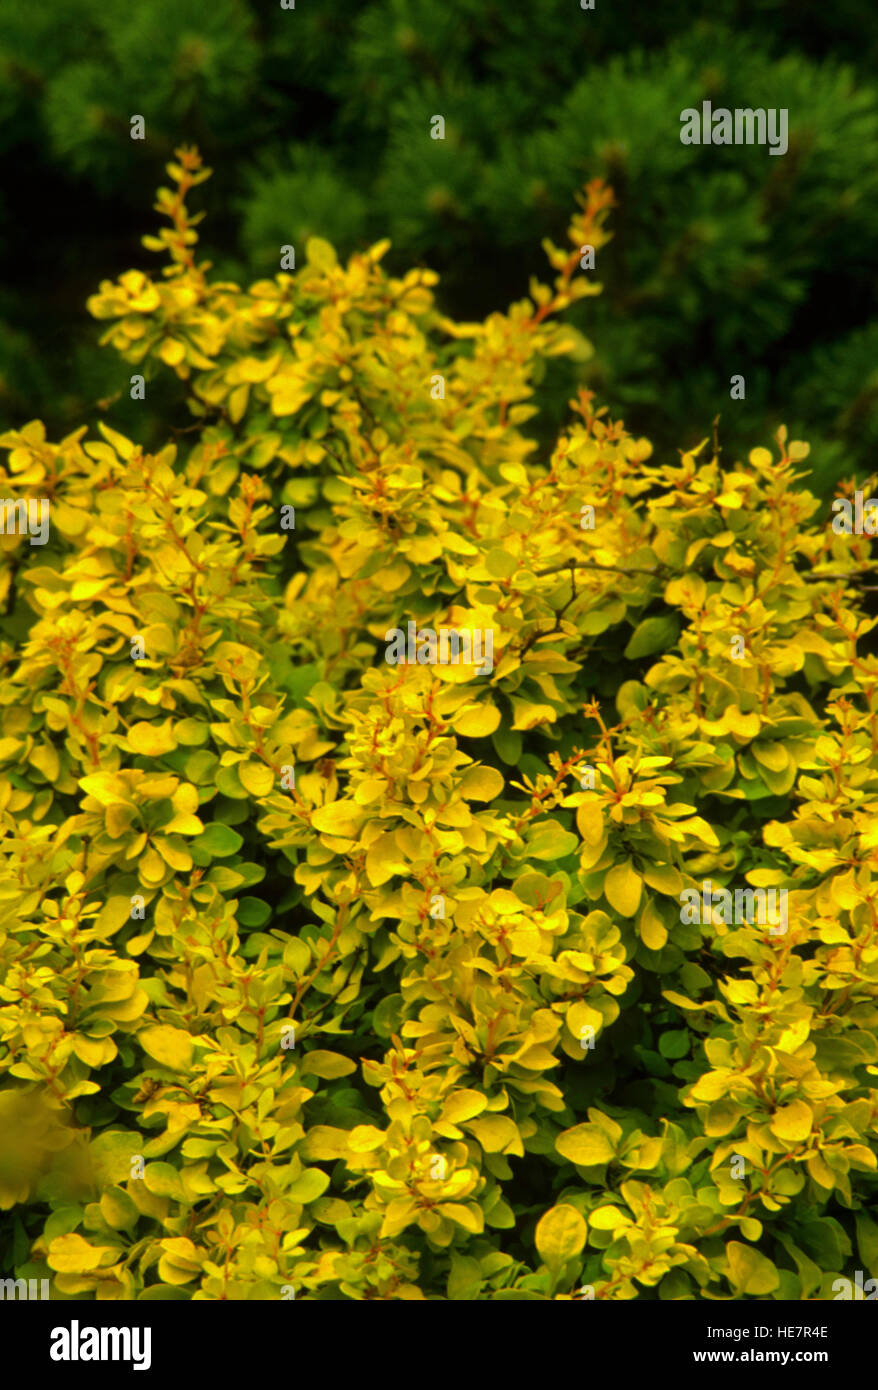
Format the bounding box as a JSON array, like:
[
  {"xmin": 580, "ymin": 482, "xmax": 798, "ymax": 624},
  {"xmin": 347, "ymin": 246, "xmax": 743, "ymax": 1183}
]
[
  {"xmin": 193, "ymin": 823, "xmax": 244, "ymax": 857},
  {"xmin": 658, "ymin": 1030, "xmax": 690, "ymax": 1059},
  {"xmin": 624, "ymin": 615, "xmax": 680, "ymax": 660},
  {"xmin": 856, "ymin": 1213, "xmax": 878, "ymax": 1277},
  {"xmin": 373, "ymin": 993, "xmax": 405, "ymax": 1039},
  {"xmin": 492, "ymin": 725, "xmax": 522, "ymax": 765},
  {"xmin": 215, "ymin": 765, "xmax": 249, "ymax": 799},
  {"xmin": 174, "ymin": 718, "xmax": 209, "ymax": 747},
  {"xmin": 237, "ymin": 896, "xmax": 272, "ymax": 927},
  {"xmin": 448, "ymin": 1254, "xmax": 484, "ymax": 1300}
]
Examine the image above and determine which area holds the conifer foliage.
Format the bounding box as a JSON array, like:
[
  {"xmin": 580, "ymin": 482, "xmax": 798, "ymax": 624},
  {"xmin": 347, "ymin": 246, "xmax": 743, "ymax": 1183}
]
[{"xmin": 1, "ymin": 3, "xmax": 878, "ymax": 491}]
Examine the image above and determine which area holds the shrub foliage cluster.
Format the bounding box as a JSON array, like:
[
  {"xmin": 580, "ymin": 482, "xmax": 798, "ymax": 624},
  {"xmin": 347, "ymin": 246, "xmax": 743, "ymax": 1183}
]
[{"xmin": 1, "ymin": 151, "xmax": 877, "ymax": 1301}]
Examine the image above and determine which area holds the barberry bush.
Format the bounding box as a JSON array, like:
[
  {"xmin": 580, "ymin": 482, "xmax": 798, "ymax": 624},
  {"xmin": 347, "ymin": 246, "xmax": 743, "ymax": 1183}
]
[{"xmin": 1, "ymin": 149, "xmax": 877, "ymax": 1301}]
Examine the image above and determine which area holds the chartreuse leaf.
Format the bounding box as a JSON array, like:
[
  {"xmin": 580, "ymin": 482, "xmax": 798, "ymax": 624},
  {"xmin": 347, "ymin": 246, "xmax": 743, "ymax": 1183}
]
[
  {"xmin": 48, "ymin": 1233, "xmax": 113, "ymax": 1272},
  {"xmin": 100, "ymin": 1186, "xmax": 138, "ymax": 1231},
  {"xmin": 769, "ymin": 1100, "xmax": 813, "ymax": 1143},
  {"xmin": 725, "ymin": 1242, "xmax": 779, "ymax": 1295},
  {"xmin": 139, "ymin": 1025, "xmax": 194, "ymax": 1072},
  {"xmin": 624, "ymin": 615, "xmax": 680, "ymax": 659},
  {"xmin": 535, "ymin": 1205, "xmax": 587, "ymax": 1267},
  {"xmin": 448, "ymin": 1253, "xmax": 484, "ymax": 1300},
  {"xmin": 286, "ymin": 1168, "xmax": 330, "ymax": 1203},
  {"xmin": 556, "ymin": 1124, "xmax": 614, "ymax": 1165},
  {"xmin": 604, "ymin": 859, "xmax": 642, "ymax": 917}
]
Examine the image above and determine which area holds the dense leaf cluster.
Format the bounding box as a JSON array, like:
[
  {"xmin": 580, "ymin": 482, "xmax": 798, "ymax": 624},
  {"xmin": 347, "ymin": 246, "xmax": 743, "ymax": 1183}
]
[{"xmin": 1, "ymin": 154, "xmax": 877, "ymax": 1300}]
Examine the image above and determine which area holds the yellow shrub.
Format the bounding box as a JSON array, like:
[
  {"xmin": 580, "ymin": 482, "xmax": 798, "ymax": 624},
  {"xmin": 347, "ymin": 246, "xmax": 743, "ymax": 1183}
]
[{"xmin": 1, "ymin": 148, "xmax": 877, "ymax": 1301}]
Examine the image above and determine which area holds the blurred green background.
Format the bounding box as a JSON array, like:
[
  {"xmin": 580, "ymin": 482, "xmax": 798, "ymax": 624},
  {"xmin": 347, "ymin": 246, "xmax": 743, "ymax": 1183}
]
[{"xmin": 2, "ymin": 0, "xmax": 877, "ymax": 493}]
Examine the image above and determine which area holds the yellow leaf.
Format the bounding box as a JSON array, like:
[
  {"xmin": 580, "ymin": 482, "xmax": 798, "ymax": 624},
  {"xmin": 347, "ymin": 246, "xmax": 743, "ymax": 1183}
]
[
  {"xmin": 98, "ymin": 422, "xmax": 135, "ymax": 459},
  {"xmin": 452, "ymin": 702, "xmax": 501, "ymax": 737},
  {"xmin": 510, "ymin": 698, "xmax": 556, "ymax": 731},
  {"xmin": 159, "ymin": 339, "xmax": 186, "ymax": 366},
  {"xmin": 458, "ymin": 766, "xmax": 505, "ymax": 801},
  {"xmin": 365, "ymin": 831, "xmax": 407, "ymax": 887},
  {"xmin": 725, "ymin": 705, "xmax": 762, "ymax": 740},
  {"xmin": 79, "ymin": 773, "xmax": 135, "ymax": 807},
  {"xmin": 807, "ymin": 1151, "xmax": 835, "ymax": 1188},
  {"xmin": 380, "ymin": 1198, "xmax": 419, "ymax": 1238},
  {"xmin": 310, "ymin": 800, "xmax": 366, "ymax": 840},
  {"xmin": 139, "ymin": 1025, "xmax": 194, "ymax": 1072},
  {"xmin": 639, "ymin": 899, "xmax": 667, "ymax": 950},
  {"xmin": 535, "ymin": 1204, "xmax": 587, "ymax": 1266},
  {"xmin": 576, "ymin": 801, "xmax": 605, "ymax": 845},
  {"xmin": 31, "ymin": 743, "xmax": 60, "ymax": 781},
  {"xmin": 354, "ymin": 777, "xmax": 386, "ymax": 806},
  {"xmin": 441, "ymin": 1090, "xmax": 488, "ymax": 1124},
  {"xmin": 588, "ymin": 1206, "xmax": 631, "ymax": 1230},
  {"xmin": 99, "ymin": 1187, "xmax": 138, "ymax": 1231},
  {"xmin": 664, "ymin": 574, "xmax": 706, "ymax": 609},
  {"xmin": 299, "ymin": 1050, "xmax": 357, "ymax": 1079},
  {"xmin": 769, "ymin": 1100, "xmax": 813, "ymax": 1144},
  {"xmin": 466, "ymin": 1114, "xmax": 523, "ymax": 1154},
  {"xmin": 163, "ymin": 811, "xmax": 203, "ymax": 836},
  {"xmin": 436, "ymin": 1203, "xmax": 484, "ymax": 1234},
  {"xmin": 567, "ymin": 1001, "xmax": 603, "ymax": 1040},
  {"xmin": 48, "ymin": 1233, "xmax": 107, "ymax": 1273},
  {"xmin": 138, "ymin": 847, "xmax": 165, "ymax": 885},
  {"xmin": 347, "ymin": 1125, "xmax": 386, "ymax": 1152},
  {"xmin": 93, "ymin": 896, "xmax": 134, "ymax": 936},
  {"xmin": 556, "ymin": 1123, "xmax": 614, "ymax": 1165},
  {"xmin": 238, "ymin": 761, "xmax": 275, "ymax": 797},
  {"xmin": 300, "ymin": 1126, "xmax": 350, "ymax": 1161},
  {"xmin": 306, "ymin": 237, "xmax": 338, "ymax": 271},
  {"xmin": 604, "ymin": 860, "xmax": 642, "ymax": 917},
  {"xmin": 153, "ymin": 836, "xmax": 192, "ymax": 873},
  {"xmin": 71, "ymin": 1035, "xmax": 115, "ymax": 1067},
  {"xmin": 157, "ymin": 1256, "xmax": 198, "ymax": 1285},
  {"xmin": 127, "ymin": 719, "xmax": 178, "ymax": 756}
]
